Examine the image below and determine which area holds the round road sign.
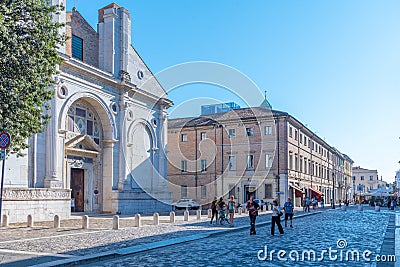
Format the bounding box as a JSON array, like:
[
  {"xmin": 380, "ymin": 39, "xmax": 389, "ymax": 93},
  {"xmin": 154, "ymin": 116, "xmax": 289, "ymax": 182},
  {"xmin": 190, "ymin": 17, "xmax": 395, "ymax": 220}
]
[{"xmin": 0, "ymin": 132, "xmax": 11, "ymax": 149}]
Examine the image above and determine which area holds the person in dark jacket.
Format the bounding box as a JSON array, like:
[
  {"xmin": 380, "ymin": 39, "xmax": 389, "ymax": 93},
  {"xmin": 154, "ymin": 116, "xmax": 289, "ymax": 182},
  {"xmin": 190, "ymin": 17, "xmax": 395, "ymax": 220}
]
[{"xmin": 246, "ymin": 196, "xmax": 260, "ymax": 235}]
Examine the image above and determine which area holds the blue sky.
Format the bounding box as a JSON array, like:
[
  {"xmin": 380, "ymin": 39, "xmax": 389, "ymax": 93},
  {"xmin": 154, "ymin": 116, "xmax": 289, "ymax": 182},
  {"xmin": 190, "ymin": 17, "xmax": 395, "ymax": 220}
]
[{"xmin": 68, "ymin": 0, "xmax": 400, "ymax": 182}]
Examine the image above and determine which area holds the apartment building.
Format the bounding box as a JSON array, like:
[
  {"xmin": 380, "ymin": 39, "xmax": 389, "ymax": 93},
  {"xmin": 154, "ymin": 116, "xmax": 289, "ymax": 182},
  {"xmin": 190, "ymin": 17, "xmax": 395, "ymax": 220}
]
[{"xmin": 167, "ymin": 100, "xmax": 353, "ymax": 207}]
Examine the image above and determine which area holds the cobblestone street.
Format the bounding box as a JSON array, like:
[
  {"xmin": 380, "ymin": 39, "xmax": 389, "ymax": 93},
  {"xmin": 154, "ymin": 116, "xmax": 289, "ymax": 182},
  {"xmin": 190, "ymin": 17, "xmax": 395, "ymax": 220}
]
[
  {"xmin": 0, "ymin": 207, "xmax": 397, "ymax": 266},
  {"xmin": 86, "ymin": 208, "xmax": 396, "ymax": 267}
]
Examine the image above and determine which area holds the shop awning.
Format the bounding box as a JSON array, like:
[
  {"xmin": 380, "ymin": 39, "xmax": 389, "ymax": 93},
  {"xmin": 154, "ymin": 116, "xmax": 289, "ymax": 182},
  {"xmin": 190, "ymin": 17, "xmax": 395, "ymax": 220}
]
[
  {"xmin": 290, "ymin": 184, "xmax": 304, "ymax": 198},
  {"xmin": 309, "ymin": 187, "xmax": 324, "ymax": 196}
]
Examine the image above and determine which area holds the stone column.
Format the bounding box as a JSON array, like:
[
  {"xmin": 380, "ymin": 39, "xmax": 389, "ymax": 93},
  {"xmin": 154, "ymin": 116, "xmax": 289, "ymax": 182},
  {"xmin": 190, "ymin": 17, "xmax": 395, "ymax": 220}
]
[
  {"xmin": 102, "ymin": 140, "xmax": 116, "ymax": 213},
  {"xmin": 44, "ymin": 92, "xmax": 62, "ymax": 189},
  {"xmin": 279, "ymin": 174, "xmax": 289, "ymax": 205},
  {"xmin": 118, "ymin": 100, "xmax": 127, "ymax": 190}
]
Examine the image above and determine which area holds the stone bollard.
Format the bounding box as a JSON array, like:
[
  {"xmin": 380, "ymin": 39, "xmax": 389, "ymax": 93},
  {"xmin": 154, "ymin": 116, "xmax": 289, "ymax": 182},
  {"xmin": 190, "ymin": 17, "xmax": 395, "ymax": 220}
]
[
  {"xmin": 53, "ymin": 215, "xmax": 60, "ymax": 228},
  {"xmin": 27, "ymin": 214, "xmax": 33, "ymax": 227},
  {"xmin": 135, "ymin": 214, "xmax": 141, "ymax": 227},
  {"xmin": 2, "ymin": 214, "xmax": 9, "ymax": 227},
  {"xmin": 375, "ymin": 206, "xmax": 380, "ymax": 212},
  {"xmin": 170, "ymin": 211, "xmax": 175, "ymax": 223},
  {"xmin": 113, "ymin": 215, "xmax": 119, "ymax": 230},
  {"xmin": 341, "ymin": 206, "xmax": 347, "ymax": 211},
  {"xmin": 153, "ymin": 213, "xmax": 159, "ymax": 226},
  {"xmin": 184, "ymin": 210, "xmax": 189, "ymax": 221},
  {"xmin": 207, "ymin": 209, "xmax": 212, "ymax": 218},
  {"xmin": 82, "ymin": 215, "xmax": 89, "ymax": 229},
  {"xmin": 357, "ymin": 205, "xmax": 363, "ymax": 211},
  {"xmin": 196, "ymin": 210, "xmax": 201, "ymax": 220}
]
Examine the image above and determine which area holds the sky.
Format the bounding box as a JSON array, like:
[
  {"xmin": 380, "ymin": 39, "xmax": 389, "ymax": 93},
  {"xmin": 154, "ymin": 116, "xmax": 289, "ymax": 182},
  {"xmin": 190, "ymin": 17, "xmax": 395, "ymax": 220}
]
[{"xmin": 67, "ymin": 0, "xmax": 400, "ymax": 182}]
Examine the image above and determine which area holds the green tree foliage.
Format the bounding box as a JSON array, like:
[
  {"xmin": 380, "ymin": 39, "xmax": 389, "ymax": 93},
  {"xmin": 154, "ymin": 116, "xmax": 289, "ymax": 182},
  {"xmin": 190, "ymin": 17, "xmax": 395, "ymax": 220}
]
[{"xmin": 0, "ymin": 0, "xmax": 64, "ymax": 155}]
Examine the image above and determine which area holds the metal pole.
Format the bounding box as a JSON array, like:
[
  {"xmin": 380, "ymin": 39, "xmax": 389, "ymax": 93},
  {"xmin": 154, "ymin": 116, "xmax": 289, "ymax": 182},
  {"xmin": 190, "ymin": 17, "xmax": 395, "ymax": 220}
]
[
  {"xmin": 332, "ymin": 172, "xmax": 335, "ymax": 209},
  {"xmin": 0, "ymin": 150, "xmax": 6, "ymax": 224}
]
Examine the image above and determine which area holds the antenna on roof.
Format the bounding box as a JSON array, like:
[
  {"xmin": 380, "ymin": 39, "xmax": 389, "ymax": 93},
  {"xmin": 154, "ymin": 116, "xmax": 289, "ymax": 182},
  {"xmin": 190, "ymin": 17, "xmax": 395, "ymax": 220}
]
[
  {"xmin": 264, "ymin": 90, "xmax": 267, "ymax": 99},
  {"xmin": 73, "ymin": 0, "xmax": 77, "ymax": 10}
]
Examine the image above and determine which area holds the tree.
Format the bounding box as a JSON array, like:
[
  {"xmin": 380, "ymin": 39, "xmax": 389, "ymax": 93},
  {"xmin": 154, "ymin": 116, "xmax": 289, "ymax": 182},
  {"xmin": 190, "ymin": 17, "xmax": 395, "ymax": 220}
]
[{"xmin": 0, "ymin": 0, "xmax": 64, "ymax": 155}]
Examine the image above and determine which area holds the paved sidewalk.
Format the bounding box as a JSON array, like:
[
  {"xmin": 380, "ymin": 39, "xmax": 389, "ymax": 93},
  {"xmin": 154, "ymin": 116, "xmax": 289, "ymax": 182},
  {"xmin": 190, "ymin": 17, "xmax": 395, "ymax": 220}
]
[{"xmin": 0, "ymin": 207, "xmax": 316, "ymax": 266}]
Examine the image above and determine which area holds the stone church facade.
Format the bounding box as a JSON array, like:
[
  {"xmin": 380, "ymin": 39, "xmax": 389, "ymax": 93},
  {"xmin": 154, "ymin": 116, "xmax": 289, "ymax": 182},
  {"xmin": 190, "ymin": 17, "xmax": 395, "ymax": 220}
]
[{"xmin": 2, "ymin": 1, "xmax": 173, "ymax": 223}]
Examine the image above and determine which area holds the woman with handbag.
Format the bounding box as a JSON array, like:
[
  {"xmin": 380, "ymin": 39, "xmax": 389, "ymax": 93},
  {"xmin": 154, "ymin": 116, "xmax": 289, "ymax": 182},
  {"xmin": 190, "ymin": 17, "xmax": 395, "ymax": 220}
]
[{"xmin": 271, "ymin": 200, "xmax": 284, "ymax": 236}]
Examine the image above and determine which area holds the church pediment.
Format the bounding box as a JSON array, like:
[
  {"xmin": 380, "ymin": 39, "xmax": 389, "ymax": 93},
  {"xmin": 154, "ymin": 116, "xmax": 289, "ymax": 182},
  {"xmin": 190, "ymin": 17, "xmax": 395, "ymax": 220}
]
[{"xmin": 65, "ymin": 134, "xmax": 101, "ymax": 158}]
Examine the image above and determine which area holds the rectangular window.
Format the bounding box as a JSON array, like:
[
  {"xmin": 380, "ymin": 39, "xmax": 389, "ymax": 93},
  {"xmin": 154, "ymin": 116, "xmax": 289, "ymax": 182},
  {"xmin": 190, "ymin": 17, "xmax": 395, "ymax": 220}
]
[
  {"xmin": 264, "ymin": 126, "xmax": 272, "ymax": 135},
  {"xmin": 246, "ymin": 127, "xmax": 254, "ymax": 137},
  {"xmin": 265, "ymin": 154, "xmax": 273, "ymax": 169},
  {"xmin": 228, "ymin": 155, "xmax": 236, "ymax": 170},
  {"xmin": 265, "ymin": 184, "xmax": 272, "ymax": 199},
  {"xmin": 200, "ymin": 132, "xmax": 206, "ymax": 141},
  {"xmin": 246, "ymin": 155, "xmax": 254, "ymax": 170},
  {"xmin": 295, "ymin": 154, "xmax": 298, "ymax": 171},
  {"xmin": 181, "ymin": 134, "xmax": 187, "ymax": 142},
  {"xmin": 294, "ymin": 130, "xmax": 298, "ymax": 140},
  {"xmin": 304, "ymin": 136, "xmax": 307, "ymax": 146},
  {"xmin": 300, "ymin": 134, "xmax": 303, "ymax": 144},
  {"xmin": 304, "ymin": 159, "xmax": 307, "ymax": 174},
  {"xmin": 228, "ymin": 129, "xmax": 236, "ymax": 138},
  {"xmin": 289, "ymin": 126, "xmax": 293, "ymax": 137},
  {"xmin": 181, "ymin": 160, "xmax": 187, "ymax": 172},
  {"xmin": 300, "ymin": 157, "xmax": 303, "ymax": 173},
  {"xmin": 361, "ymin": 176, "xmax": 364, "ymax": 181},
  {"xmin": 289, "ymin": 153, "xmax": 293, "ymax": 170},
  {"xmin": 201, "ymin": 185, "xmax": 206, "ymax": 199},
  {"xmin": 370, "ymin": 185, "xmax": 373, "ymax": 190},
  {"xmin": 181, "ymin": 185, "xmax": 187, "ymax": 198},
  {"xmin": 369, "ymin": 175, "xmax": 373, "ymax": 181},
  {"xmin": 201, "ymin": 159, "xmax": 207, "ymax": 172},
  {"xmin": 72, "ymin": 35, "xmax": 83, "ymax": 61}
]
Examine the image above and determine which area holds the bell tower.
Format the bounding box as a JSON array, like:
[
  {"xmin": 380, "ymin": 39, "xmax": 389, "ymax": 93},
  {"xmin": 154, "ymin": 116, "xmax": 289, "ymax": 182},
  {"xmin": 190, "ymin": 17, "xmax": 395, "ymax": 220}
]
[{"xmin": 50, "ymin": 0, "xmax": 67, "ymax": 54}]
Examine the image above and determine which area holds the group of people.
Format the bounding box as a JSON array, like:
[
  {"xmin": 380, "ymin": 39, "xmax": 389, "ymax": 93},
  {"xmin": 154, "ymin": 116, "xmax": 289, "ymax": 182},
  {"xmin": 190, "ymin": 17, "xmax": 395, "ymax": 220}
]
[
  {"xmin": 210, "ymin": 195, "xmax": 236, "ymax": 227},
  {"xmin": 246, "ymin": 196, "xmax": 294, "ymax": 236},
  {"xmin": 210, "ymin": 195, "xmax": 295, "ymax": 236},
  {"xmin": 302, "ymin": 196, "xmax": 322, "ymax": 212}
]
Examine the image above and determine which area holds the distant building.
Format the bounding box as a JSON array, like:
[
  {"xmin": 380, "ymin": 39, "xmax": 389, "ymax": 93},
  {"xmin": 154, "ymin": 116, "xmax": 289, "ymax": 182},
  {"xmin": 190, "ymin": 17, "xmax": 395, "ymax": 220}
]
[
  {"xmin": 201, "ymin": 102, "xmax": 241, "ymax": 115},
  {"xmin": 168, "ymin": 97, "xmax": 352, "ymax": 207},
  {"xmin": 352, "ymin": 167, "xmax": 381, "ymax": 198}
]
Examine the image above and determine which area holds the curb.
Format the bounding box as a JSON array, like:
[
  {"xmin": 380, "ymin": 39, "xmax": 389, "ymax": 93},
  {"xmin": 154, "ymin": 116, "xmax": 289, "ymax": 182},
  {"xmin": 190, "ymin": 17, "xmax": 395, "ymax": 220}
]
[{"xmin": 33, "ymin": 211, "xmax": 322, "ymax": 266}]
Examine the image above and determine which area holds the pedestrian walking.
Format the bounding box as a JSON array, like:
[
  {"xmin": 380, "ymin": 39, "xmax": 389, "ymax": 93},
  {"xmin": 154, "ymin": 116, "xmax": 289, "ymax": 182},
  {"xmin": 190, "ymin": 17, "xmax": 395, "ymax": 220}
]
[
  {"xmin": 271, "ymin": 200, "xmax": 284, "ymax": 236},
  {"xmin": 312, "ymin": 198, "xmax": 318, "ymax": 212},
  {"xmin": 210, "ymin": 197, "xmax": 218, "ymax": 225},
  {"xmin": 338, "ymin": 200, "xmax": 342, "ymax": 208},
  {"xmin": 302, "ymin": 198, "xmax": 306, "ymax": 212},
  {"xmin": 305, "ymin": 197, "xmax": 310, "ymax": 212},
  {"xmin": 246, "ymin": 196, "xmax": 260, "ymax": 235},
  {"xmin": 283, "ymin": 197, "xmax": 294, "ymax": 228},
  {"xmin": 320, "ymin": 197, "xmax": 324, "ymax": 209},
  {"xmin": 227, "ymin": 195, "xmax": 236, "ymax": 227}
]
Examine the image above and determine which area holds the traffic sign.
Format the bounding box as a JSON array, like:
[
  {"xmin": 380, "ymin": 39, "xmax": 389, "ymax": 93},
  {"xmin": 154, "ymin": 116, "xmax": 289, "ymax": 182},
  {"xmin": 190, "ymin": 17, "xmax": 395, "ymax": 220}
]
[
  {"xmin": 276, "ymin": 191, "xmax": 284, "ymax": 195},
  {"xmin": 0, "ymin": 132, "xmax": 11, "ymax": 149}
]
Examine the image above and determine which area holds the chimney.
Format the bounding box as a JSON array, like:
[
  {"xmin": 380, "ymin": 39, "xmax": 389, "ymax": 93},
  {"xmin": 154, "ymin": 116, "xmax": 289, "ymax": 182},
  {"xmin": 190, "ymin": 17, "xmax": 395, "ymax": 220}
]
[{"xmin": 98, "ymin": 3, "xmax": 131, "ymax": 78}]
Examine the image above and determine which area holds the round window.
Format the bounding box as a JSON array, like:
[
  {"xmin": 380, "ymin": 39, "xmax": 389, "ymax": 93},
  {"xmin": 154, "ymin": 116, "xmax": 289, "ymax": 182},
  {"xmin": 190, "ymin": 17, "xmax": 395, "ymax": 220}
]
[{"xmin": 137, "ymin": 70, "xmax": 144, "ymax": 80}]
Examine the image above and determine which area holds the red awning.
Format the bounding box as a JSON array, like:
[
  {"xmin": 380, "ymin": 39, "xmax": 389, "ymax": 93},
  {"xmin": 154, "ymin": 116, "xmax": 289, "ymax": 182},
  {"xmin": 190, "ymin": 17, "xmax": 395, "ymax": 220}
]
[
  {"xmin": 309, "ymin": 187, "xmax": 324, "ymax": 197},
  {"xmin": 290, "ymin": 184, "xmax": 304, "ymax": 198}
]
